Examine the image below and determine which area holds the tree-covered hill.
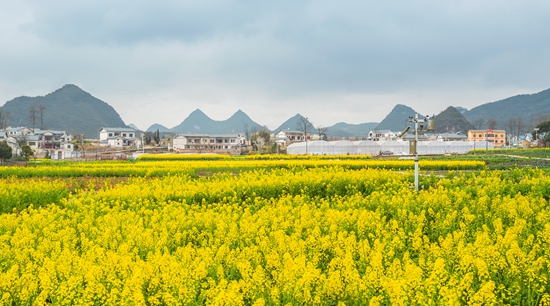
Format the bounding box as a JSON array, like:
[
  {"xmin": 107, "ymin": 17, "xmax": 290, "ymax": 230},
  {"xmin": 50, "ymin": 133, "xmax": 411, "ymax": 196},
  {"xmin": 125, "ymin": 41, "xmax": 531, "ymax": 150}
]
[
  {"xmin": 0, "ymin": 84, "xmax": 127, "ymax": 138},
  {"xmin": 464, "ymin": 88, "xmax": 550, "ymax": 130},
  {"xmin": 433, "ymin": 106, "xmax": 474, "ymax": 133}
]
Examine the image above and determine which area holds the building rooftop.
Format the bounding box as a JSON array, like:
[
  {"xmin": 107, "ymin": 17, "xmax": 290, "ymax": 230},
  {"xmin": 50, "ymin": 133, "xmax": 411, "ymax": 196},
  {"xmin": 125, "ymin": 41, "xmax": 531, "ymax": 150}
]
[{"xmin": 100, "ymin": 127, "xmax": 136, "ymax": 132}]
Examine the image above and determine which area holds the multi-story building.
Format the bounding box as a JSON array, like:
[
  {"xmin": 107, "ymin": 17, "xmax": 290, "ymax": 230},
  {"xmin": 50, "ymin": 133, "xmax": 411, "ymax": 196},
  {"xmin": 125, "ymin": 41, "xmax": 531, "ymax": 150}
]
[
  {"xmin": 274, "ymin": 129, "xmax": 311, "ymax": 146},
  {"xmin": 172, "ymin": 133, "xmax": 247, "ymax": 152},
  {"xmin": 99, "ymin": 127, "xmax": 137, "ymax": 148},
  {"xmin": 467, "ymin": 129, "xmax": 507, "ymax": 147},
  {"xmin": 0, "ymin": 127, "xmax": 74, "ymax": 158}
]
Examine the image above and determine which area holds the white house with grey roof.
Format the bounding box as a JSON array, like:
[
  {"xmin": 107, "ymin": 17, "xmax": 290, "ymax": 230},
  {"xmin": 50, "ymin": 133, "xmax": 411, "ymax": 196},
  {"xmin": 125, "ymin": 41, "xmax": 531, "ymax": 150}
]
[
  {"xmin": 1, "ymin": 127, "xmax": 73, "ymax": 157},
  {"xmin": 368, "ymin": 130, "xmax": 397, "ymax": 141},
  {"xmin": 274, "ymin": 129, "xmax": 311, "ymax": 146},
  {"xmin": 172, "ymin": 133, "xmax": 246, "ymax": 151},
  {"xmin": 99, "ymin": 127, "xmax": 137, "ymax": 148}
]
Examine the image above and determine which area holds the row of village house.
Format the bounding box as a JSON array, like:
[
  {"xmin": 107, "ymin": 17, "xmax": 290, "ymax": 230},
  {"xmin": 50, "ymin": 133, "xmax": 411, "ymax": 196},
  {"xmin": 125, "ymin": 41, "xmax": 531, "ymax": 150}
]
[{"xmin": 1, "ymin": 125, "xmax": 519, "ymax": 158}]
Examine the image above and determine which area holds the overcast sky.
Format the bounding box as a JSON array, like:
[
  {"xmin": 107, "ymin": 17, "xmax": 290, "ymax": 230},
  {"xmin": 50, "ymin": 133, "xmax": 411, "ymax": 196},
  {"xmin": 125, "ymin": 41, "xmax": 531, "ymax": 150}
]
[{"xmin": 1, "ymin": 0, "xmax": 549, "ymax": 130}]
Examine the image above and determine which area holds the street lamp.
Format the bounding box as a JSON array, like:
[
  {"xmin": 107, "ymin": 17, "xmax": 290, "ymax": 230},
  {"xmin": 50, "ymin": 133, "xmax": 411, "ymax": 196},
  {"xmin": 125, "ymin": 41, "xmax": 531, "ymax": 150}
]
[
  {"xmin": 473, "ymin": 132, "xmax": 476, "ymax": 155},
  {"xmin": 141, "ymin": 133, "xmax": 145, "ymax": 153}
]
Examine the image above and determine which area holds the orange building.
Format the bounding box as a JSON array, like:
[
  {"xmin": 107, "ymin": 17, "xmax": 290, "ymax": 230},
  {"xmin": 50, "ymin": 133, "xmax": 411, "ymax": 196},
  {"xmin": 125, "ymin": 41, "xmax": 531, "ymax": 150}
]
[{"xmin": 467, "ymin": 129, "xmax": 506, "ymax": 147}]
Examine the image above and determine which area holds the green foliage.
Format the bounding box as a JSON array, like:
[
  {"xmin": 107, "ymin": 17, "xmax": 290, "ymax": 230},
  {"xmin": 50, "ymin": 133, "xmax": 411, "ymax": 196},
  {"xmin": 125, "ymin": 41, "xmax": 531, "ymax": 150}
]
[
  {"xmin": 144, "ymin": 131, "xmax": 153, "ymax": 145},
  {"xmin": 0, "ymin": 141, "xmax": 12, "ymax": 163},
  {"xmin": 533, "ymin": 120, "xmax": 550, "ymax": 140},
  {"xmin": 153, "ymin": 129, "xmax": 160, "ymax": 145},
  {"xmin": 250, "ymin": 129, "xmax": 271, "ymax": 152},
  {"xmin": 21, "ymin": 145, "xmax": 33, "ymax": 160}
]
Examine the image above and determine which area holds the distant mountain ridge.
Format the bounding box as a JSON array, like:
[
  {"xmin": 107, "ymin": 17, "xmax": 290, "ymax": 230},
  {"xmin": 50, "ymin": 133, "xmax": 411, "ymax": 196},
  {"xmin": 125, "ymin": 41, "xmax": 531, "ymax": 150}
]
[
  {"xmin": 3, "ymin": 84, "xmax": 550, "ymax": 139},
  {"xmin": 0, "ymin": 84, "xmax": 127, "ymax": 138},
  {"xmin": 146, "ymin": 123, "xmax": 170, "ymax": 132},
  {"xmin": 464, "ymin": 88, "xmax": 550, "ymax": 129},
  {"xmin": 156, "ymin": 109, "xmax": 267, "ymax": 134},
  {"xmin": 273, "ymin": 114, "xmax": 312, "ymax": 132},
  {"xmin": 326, "ymin": 122, "xmax": 378, "ymax": 138}
]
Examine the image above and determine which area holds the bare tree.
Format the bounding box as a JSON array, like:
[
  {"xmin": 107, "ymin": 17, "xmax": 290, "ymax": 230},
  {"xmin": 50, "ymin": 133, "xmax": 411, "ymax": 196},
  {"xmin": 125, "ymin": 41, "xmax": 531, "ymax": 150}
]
[
  {"xmin": 516, "ymin": 117, "xmax": 525, "ymax": 138},
  {"xmin": 243, "ymin": 124, "xmax": 250, "ymax": 142},
  {"xmin": 505, "ymin": 116, "xmax": 526, "ymax": 139},
  {"xmin": 296, "ymin": 116, "xmax": 313, "ymax": 141},
  {"xmin": 29, "ymin": 103, "xmax": 37, "ymax": 131},
  {"xmin": 505, "ymin": 117, "xmax": 518, "ymax": 138},
  {"xmin": 28, "ymin": 101, "xmax": 46, "ymax": 131},
  {"xmin": 532, "ymin": 113, "xmax": 550, "ymax": 128},
  {"xmin": 0, "ymin": 110, "xmax": 12, "ymax": 129},
  {"xmin": 472, "ymin": 118, "xmax": 485, "ymax": 129},
  {"xmin": 37, "ymin": 102, "xmax": 46, "ymax": 129},
  {"xmin": 316, "ymin": 125, "xmax": 328, "ymax": 141},
  {"xmin": 296, "ymin": 116, "xmax": 313, "ymax": 154},
  {"xmin": 486, "ymin": 118, "xmax": 498, "ymax": 130}
]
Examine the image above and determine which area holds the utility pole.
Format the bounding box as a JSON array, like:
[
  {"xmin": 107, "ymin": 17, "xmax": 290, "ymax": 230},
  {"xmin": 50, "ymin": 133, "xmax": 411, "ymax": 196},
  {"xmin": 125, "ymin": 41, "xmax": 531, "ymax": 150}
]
[
  {"xmin": 305, "ymin": 117, "xmax": 309, "ymax": 155},
  {"xmin": 407, "ymin": 113, "xmax": 433, "ymax": 192},
  {"xmin": 81, "ymin": 134, "xmax": 85, "ymax": 159}
]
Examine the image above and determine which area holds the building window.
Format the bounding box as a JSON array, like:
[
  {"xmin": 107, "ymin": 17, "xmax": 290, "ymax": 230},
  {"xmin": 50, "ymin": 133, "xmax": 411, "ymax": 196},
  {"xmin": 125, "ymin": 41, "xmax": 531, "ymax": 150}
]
[
  {"xmin": 123, "ymin": 133, "xmax": 126, "ymax": 137},
  {"xmin": 129, "ymin": 134, "xmax": 134, "ymax": 137},
  {"xmin": 109, "ymin": 133, "xmax": 113, "ymax": 137}
]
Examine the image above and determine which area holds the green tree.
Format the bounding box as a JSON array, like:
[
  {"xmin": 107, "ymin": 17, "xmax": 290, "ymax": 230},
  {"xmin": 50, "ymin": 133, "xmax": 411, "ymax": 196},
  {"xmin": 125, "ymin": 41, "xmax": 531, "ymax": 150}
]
[
  {"xmin": 144, "ymin": 132, "xmax": 153, "ymax": 145},
  {"xmin": 0, "ymin": 141, "xmax": 13, "ymax": 164},
  {"xmin": 250, "ymin": 129, "xmax": 272, "ymax": 153},
  {"xmin": 153, "ymin": 129, "xmax": 161, "ymax": 145},
  {"xmin": 21, "ymin": 145, "xmax": 33, "ymax": 160},
  {"xmin": 533, "ymin": 120, "xmax": 550, "ymax": 138}
]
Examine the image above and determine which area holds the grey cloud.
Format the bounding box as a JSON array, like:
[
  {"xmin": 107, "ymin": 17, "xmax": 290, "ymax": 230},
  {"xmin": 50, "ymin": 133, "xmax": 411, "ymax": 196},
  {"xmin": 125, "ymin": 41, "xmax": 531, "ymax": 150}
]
[{"xmin": 2, "ymin": 0, "xmax": 550, "ymax": 129}]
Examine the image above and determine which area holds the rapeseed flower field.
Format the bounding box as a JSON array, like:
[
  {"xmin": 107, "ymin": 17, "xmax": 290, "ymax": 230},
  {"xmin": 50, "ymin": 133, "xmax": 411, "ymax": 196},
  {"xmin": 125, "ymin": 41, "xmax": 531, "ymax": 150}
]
[{"xmin": 0, "ymin": 159, "xmax": 548, "ymax": 305}]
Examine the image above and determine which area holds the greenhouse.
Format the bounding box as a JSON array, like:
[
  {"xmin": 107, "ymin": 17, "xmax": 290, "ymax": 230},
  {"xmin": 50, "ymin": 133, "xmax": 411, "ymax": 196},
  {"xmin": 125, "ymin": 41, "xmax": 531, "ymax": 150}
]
[
  {"xmin": 354, "ymin": 141, "xmax": 382, "ymax": 156},
  {"xmin": 331, "ymin": 140, "xmax": 356, "ymax": 155},
  {"xmin": 305, "ymin": 140, "xmax": 334, "ymax": 155},
  {"xmin": 379, "ymin": 141, "xmax": 410, "ymax": 155},
  {"xmin": 287, "ymin": 140, "xmax": 495, "ymax": 155}
]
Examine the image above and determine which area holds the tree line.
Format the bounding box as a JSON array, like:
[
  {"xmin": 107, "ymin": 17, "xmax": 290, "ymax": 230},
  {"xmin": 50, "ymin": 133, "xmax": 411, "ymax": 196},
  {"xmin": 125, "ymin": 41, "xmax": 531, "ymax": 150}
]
[
  {"xmin": 244, "ymin": 116, "xmax": 329, "ymax": 153},
  {"xmin": 0, "ymin": 101, "xmax": 47, "ymax": 130},
  {"xmin": 471, "ymin": 113, "xmax": 550, "ymax": 141}
]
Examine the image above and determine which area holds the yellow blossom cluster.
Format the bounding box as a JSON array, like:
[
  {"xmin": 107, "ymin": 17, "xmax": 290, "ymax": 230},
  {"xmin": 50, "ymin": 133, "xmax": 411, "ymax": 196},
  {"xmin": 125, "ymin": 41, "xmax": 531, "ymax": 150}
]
[
  {"xmin": 137, "ymin": 154, "xmax": 373, "ymax": 161},
  {"xmin": 0, "ymin": 159, "xmax": 484, "ymax": 179},
  {"xmin": 0, "ymin": 163, "xmax": 548, "ymax": 304}
]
